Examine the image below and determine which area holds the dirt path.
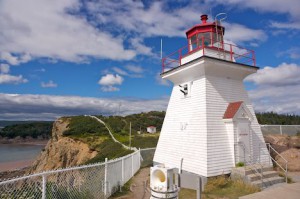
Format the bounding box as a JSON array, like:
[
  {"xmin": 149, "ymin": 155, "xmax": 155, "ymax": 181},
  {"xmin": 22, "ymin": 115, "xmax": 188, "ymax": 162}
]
[{"xmin": 113, "ymin": 167, "xmax": 151, "ymax": 199}]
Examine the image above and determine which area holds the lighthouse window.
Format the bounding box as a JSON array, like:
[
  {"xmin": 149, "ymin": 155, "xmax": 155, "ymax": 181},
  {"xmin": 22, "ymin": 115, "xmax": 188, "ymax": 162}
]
[
  {"xmin": 198, "ymin": 33, "xmax": 211, "ymax": 47},
  {"xmin": 190, "ymin": 35, "xmax": 198, "ymax": 50}
]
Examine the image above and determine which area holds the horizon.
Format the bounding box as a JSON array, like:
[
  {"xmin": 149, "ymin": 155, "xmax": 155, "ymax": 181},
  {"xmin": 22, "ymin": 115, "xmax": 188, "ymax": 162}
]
[{"xmin": 0, "ymin": 0, "xmax": 299, "ymax": 120}]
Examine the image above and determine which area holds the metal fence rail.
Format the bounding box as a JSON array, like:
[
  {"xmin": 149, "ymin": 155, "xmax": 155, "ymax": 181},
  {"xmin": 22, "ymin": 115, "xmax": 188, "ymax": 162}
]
[
  {"xmin": 0, "ymin": 148, "xmax": 156, "ymax": 199},
  {"xmin": 260, "ymin": 125, "xmax": 300, "ymax": 136}
]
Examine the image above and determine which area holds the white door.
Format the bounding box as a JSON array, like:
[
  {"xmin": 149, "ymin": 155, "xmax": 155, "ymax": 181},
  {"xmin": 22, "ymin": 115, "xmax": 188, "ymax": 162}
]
[{"xmin": 237, "ymin": 119, "xmax": 251, "ymax": 164}]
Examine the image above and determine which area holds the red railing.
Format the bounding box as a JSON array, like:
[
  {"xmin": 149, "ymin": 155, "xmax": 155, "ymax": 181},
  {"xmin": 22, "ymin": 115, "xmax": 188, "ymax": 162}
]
[{"xmin": 162, "ymin": 37, "xmax": 256, "ymax": 73}]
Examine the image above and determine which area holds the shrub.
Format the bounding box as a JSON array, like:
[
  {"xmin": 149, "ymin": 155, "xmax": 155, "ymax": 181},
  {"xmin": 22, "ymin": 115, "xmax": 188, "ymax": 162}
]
[{"xmin": 236, "ymin": 162, "xmax": 245, "ymax": 167}]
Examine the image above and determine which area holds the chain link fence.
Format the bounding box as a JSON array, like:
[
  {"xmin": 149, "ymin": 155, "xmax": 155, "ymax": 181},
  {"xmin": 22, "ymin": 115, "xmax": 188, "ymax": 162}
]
[
  {"xmin": 0, "ymin": 149, "xmax": 149, "ymax": 199},
  {"xmin": 260, "ymin": 125, "xmax": 300, "ymax": 136}
]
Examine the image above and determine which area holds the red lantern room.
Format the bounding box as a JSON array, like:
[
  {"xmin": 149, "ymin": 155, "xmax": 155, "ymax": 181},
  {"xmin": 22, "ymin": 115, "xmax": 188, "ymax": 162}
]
[
  {"xmin": 186, "ymin": 14, "xmax": 225, "ymax": 52},
  {"xmin": 161, "ymin": 14, "xmax": 256, "ymax": 73}
]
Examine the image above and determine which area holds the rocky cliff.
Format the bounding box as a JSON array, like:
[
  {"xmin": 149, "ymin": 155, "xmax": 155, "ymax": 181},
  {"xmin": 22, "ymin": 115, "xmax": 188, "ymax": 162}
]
[{"xmin": 29, "ymin": 118, "xmax": 98, "ymax": 173}]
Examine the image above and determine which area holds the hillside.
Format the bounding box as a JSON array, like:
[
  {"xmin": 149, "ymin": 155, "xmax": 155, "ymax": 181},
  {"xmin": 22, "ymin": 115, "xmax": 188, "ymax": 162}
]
[{"xmin": 29, "ymin": 112, "xmax": 163, "ymax": 172}]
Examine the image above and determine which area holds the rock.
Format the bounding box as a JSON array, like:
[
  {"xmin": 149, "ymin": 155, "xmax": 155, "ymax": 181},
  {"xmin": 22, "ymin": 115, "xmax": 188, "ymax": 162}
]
[
  {"xmin": 28, "ymin": 118, "xmax": 98, "ymax": 173},
  {"xmin": 276, "ymin": 148, "xmax": 300, "ymax": 171},
  {"xmin": 264, "ymin": 134, "xmax": 290, "ymax": 153},
  {"xmin": 288, "ymin": 136, "xmax": 300, "ymax": 149}
]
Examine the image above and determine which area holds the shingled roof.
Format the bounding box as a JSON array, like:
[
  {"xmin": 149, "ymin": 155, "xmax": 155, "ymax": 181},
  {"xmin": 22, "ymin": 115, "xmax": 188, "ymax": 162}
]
[{"xmin": 223, "ymin": 101, "xmax": 243, "ymax": 119}]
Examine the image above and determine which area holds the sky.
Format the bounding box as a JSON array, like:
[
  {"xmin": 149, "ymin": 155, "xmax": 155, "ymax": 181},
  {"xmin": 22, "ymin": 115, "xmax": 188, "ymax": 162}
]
[{"xmin": 0, "ymin": 0, "xmax": 300, "ymax": 120}]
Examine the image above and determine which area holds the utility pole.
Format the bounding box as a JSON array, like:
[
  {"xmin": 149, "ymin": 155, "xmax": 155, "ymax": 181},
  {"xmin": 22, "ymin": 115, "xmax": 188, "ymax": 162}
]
[{"xmin": 129, "ymin": 122, "xmax": 131, "ymax": 149}]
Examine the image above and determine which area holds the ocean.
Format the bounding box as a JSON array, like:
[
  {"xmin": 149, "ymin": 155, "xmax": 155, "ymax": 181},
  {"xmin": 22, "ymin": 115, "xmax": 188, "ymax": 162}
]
[{"xmin": 0, "ymin": 144, "xmax": 45, "ymax": 163}]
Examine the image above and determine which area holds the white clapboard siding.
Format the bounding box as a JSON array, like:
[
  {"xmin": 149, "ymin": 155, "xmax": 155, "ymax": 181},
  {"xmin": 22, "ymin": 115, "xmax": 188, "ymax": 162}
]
[{"xmin": 154, "ymin": 57, "xmax": 270, "ymax": 177}]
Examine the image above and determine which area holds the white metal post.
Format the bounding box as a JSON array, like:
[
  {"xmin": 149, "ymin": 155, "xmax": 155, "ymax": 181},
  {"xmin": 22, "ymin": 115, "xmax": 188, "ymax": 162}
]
[
  {"xmin": 121, "ymin": 157, "xmax": 124, "ymax": 186},
  {"xmin": 129, "ymin": 122, "xmax": 131, "ymax": 149},
  {"xmin": 138, "ymin": 148, "xmax": 141, "ymax": 169},
  {"xmin": 131, "ymin": 153, "xmax": 134, "ymax": 177},
  {"xmin": 42, "ymin": 174, "xmax": 46, "ymax": 199},
  {"xmin": 104, "ymin": 158, "xmax": 108, "ymax": 196},
  {"xmin": 280, "ymin": 125, "xmax": 283, "ymax": 135}
]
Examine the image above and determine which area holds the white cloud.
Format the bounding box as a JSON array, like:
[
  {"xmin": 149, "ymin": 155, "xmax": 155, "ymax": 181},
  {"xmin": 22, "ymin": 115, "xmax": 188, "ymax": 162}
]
[
  {"xmin": 108, "ymin": 65, "xmax": 144, "ymax": 78},
  {"xmin": 270, "ymin": 21, "xmax": 300, "ymax": 30},
  {"xmin": 112, "ymin": 67, "xmax": 128, "ymax": 76},
  {"xmin": 0, "ymin": 64, "xmax": 10, "ymax": 73},
  {"xmin": 209, "ymin": 0, "xmax": 300, "ymax": 19},
  {"xmin": 156, "ymin": 73, "xmax": 171, "ymax": 86},
  {"xmin": 86, "ymin": 1, "xmax": 202, "ymax": 38},
  {"xmin": 245, "ymin": 63, "xmax": 300, "ymax": 86},
  {"xmin": 224, "ymin": 23, "xmax": 267, "ymax": 43},
  {"xmin": 41, "ymin": 80, "xmax": 58, "ymax": 88},
  {"xmin": 125, "ymin": 65, "xmax": 144, "ymax": 74},
  {"xmin": 0, "ymin": 93, "xmax": 169, "ymax": 120},
  {"xmin": 98, "ymin": 74, "xmax": 123, "ymax": 86},
  {"xmin": 278, "ymin": 47, "xmax": 300, "ymax": 59},
  {"xmin": 0, "ymin": 74, "xmax": 28, "ymax": 84},
  {"xmin": 101, "ymin": 85, "xmax": 120, "ymax": 92},
  {"xmin": 130, "ymin": 38, "xmax": 154, "ymax": 56},
  {"xmin": 98, "ymin": 74, "xmax": 124, "ymax": 92},
  {"xmin": 0, "ymin": 0, "xmax": 135, "ymax": 64},
  {"xmin": 246, "ymin": 63, "xmax": 300, "ymax": 114}
]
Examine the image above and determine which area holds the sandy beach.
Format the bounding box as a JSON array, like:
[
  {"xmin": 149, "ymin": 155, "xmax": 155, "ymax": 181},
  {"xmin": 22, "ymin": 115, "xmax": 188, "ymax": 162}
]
[{"xmin": 0, "ymin": 159, "xmax": 34, "ymax": 172}]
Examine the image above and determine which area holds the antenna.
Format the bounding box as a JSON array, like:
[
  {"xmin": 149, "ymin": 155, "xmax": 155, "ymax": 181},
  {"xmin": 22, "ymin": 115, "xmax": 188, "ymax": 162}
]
[
  {"xmin": 160, "ymin": 38, "xmax": 163, "ymax": 59},
  {"xmin": 214, "ymin": 13, "xmax": 227, "ymax": 53}
]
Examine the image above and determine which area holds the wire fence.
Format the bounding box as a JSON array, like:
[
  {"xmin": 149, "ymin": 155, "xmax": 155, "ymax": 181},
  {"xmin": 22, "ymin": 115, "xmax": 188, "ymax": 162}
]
[
  {"xmin": 260, "ymin": 125, "xmax": 300, "ymax": 136},
  {"xmin": 0, "ymin": 148, "xmax": 156, "ymax": 199}
]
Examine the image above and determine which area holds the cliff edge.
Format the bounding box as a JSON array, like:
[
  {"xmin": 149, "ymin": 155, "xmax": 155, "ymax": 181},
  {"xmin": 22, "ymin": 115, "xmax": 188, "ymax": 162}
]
[{"xmin": 29, "ymin": 118, "xmax": 97, "ymax": 173}]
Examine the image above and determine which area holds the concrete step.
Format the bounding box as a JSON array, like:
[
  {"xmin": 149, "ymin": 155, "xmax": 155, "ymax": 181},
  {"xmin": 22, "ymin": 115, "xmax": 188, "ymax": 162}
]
[
  {"xmin": 244, "ymin": 166, "xmax": 273, "ymax": 175},
  {"xmin": 252, "ymin": 176, "xmax": 285, "ymax": 188},
  {"xmin": 247, "ymin": 171, "xmax": 279, "ymax": 182}
]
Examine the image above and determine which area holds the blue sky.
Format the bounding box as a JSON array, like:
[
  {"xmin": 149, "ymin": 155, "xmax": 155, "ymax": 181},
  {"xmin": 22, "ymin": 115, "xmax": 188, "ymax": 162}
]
[{"xmin": 0, "ymin": 0, "xmax": 300, "ymax": 120}]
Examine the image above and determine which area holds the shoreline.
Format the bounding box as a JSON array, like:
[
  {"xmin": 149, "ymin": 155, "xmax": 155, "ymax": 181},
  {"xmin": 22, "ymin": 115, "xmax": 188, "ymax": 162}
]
[
  {"xmin": 0, "ymin": 159, "xmax": 34, "ymax": 173},
  {"xmin": 0, "ymin": 138, "xmax": 49, "ymax": 145}
]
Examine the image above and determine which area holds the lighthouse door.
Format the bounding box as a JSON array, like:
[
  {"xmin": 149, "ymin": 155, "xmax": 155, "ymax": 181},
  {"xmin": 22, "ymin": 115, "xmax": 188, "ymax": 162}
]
[{"xmin": 236, "ymin": 119, "xmax": 251, "ymax": 164}]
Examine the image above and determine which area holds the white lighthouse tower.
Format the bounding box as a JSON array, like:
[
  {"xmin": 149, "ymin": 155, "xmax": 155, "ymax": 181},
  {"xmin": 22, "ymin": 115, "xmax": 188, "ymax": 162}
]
[{"xmin": 154, "ymin": 15, "xmax": 271, "ymax": 177}]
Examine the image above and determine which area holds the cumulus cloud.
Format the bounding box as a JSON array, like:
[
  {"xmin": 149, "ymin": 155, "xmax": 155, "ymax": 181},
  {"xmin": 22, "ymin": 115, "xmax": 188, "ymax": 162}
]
[
  {"xmin": 0, "ymin": 64, "xmax": 10, "ymax": 74},
  {"xmin": 0, "ymin": 93, "xmax": 169, "ymax": 120},
  {"xmin": 224, "ymin": 23, "xmax": 267, "ymax": 44},
  {"xmin": 245, "ymin": 63, "xmax": 300, "ymax": 86},
  {"xmin": 109, "ymin": 65, "xmax": 144, "ymax": 78},
  {"xmin": 156, "ymin": 73, "xmax": 171, "ymax": 86},
  {"xmin": 98, "ymin": 74, "xmax": 123, "ymax": 92},
  {"xmin": 0, "ymin": 0, "xmax": 135, "ymax": 65},
  {"xmin": 209, "ymin": 0, "xmax": 300, "ymax": 19},
  {"xmin": 246, "ymin": 63, "xmax": 300, "ymax": 114},
  {"xmin": 0, "ymin": 74, "xmax": 28, "ymax": 84},
  {"xmin": 41, "ymin": 80, "xmax": 58, "ymax": 88},
  {"xmin": 99, "ymin": 74, "xmax": 123, "ymax": 86}
]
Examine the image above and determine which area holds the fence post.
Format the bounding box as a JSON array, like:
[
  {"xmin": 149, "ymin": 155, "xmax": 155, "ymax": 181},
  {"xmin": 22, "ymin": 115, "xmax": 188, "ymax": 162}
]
[
  {"xmin": 131, "ymin": 153, "xmax": 134, "ymax": 177},
  {"xmin": 280, "ymin": 125, "xmax": 283, "ymax": 135},
  {"xmin": 42, "ymin": 174, "xmax": 47, "ymax": 199},
  {"xmin": 104, "ymin": 157, "xmax": 108, "ymax": 196},
  {"xmin": 139, "ymin": 148, "xmax": 141, "ymax": 169},
  {"xmin": 122, "ymin": 157, "xmax": 124, "ymax": 186}
]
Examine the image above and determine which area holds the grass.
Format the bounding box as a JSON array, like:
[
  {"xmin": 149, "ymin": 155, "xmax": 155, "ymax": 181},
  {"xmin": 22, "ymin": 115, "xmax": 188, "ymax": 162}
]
[
  {"xmin": 85, "ymin": 139, "xmax": 133, "ymax": 164},
  {"xmin": 179, "ymin": 175, "xmax": 260, "ymax": 199}
]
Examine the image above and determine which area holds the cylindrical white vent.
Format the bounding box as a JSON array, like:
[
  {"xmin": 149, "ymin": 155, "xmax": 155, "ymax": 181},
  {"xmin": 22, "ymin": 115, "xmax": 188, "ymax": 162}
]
[{"xmin": 150, "ymin": 165, "xmax": 178, "ymax": 199}]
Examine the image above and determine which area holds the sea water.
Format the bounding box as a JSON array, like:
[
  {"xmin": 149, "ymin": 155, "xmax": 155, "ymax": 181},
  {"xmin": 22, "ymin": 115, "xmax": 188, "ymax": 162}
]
[{"xmin": 0, "ymin": 144, "xmax": 45, "ymax": 163}]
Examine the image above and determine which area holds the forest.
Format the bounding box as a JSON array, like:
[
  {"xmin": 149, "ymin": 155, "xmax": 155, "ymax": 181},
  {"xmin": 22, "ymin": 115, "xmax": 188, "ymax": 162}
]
[{"xmin": 0, "ymin": 111, "xmax": 299, "ymax": 139}]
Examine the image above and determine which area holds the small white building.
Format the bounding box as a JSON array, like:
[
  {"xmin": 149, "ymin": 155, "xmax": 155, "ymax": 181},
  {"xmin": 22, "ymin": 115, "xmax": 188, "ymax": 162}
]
[
  {"xmin": 153, "ymin": 14, "xmax": 271, "ymax": 178},
  {"xmin": 147, "ymin": 126, "xmax": 157, "ymax": 134}
]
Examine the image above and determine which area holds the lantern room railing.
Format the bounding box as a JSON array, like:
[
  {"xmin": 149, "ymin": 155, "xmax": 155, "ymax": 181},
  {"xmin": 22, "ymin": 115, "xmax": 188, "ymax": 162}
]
[{"xmin": 161, "ymin": 36, "xmax": 256, "ymax": 73}]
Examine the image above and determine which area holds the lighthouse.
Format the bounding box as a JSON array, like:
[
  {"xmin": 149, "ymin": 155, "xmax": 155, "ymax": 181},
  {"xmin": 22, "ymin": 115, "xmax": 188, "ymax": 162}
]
[{"xmin": 153, "ymin": 15, "xmax": 271, "ymax": 177}]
